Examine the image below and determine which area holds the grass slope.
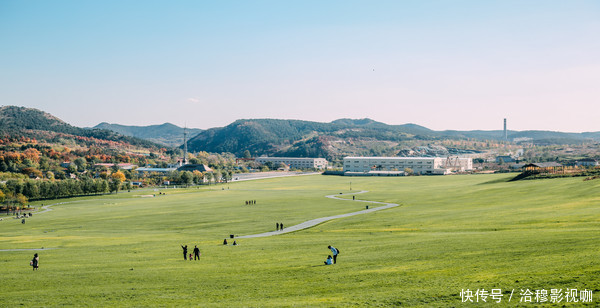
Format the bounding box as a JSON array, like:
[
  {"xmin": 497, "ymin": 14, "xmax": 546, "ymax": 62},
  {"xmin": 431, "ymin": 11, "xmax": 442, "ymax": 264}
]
[{"xmin": 1, "ymin": 174, "xmax": 599, "ymax": 307}]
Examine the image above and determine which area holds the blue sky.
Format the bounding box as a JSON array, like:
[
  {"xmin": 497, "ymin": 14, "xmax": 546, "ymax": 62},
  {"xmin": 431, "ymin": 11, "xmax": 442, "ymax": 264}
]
[{"xmin": 1, "ymin": 1, "xmax": 599, "ymax": 132}]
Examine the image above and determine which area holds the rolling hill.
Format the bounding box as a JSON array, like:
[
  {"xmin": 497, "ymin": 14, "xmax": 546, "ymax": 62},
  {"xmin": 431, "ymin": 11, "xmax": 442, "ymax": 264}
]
[
  {"xmin": 186, "ymin": 118, "xmax": 446, "ymax": 160},
  {"xmin": 3, "ymin": 105, "xmax": 599, "ymax": 160},
  {"xmin": 0, "ymin": 105, "xmax": 161, "ymax": 150},
  {"xmin": 94, "ymin": 122, "xmax": 202, "ymax": 147},
  {"xmin": 185, "ymin": 118, "xmax": 600, "ymax": 160}
]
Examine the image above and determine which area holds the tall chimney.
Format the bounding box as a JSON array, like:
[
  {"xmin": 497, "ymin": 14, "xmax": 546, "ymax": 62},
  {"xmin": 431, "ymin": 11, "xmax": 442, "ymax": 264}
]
[{"xmin": 183, "ymin": 126, "xmax": 188, "ymax": 165}]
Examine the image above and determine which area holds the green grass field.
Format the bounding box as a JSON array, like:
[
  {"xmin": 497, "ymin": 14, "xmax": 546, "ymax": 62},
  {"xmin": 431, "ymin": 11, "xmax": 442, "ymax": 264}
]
[{"xmin": 1, "ymin": 174, "xmax": 599, "ymax": 307}]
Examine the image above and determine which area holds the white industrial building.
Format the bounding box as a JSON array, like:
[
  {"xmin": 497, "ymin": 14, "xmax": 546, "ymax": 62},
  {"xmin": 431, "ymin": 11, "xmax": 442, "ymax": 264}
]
[
  {"xmin": 343, "ymin": 157, "xmax": 451, "ymax": 175},
  {"xmin": 440, "ymin": 157, "xmax": 473, "ymax": 172},
  {"xmin": 256, "ymin": 157, "xmax": 328, "ymax": 170}
]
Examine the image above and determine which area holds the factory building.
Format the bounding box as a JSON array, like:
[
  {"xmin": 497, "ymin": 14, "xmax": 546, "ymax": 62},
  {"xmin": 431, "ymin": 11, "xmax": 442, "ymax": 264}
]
[
  {"xmin": 255, "ymin": 157, "xmax": 328, "ymax": 170},
  {"xmin": 440, "ymin": 157, "xmax": 474, "ymax": 172},
  {"xmin": 343, "ymin": 157, "xmax": 449, "ymax": 175}
]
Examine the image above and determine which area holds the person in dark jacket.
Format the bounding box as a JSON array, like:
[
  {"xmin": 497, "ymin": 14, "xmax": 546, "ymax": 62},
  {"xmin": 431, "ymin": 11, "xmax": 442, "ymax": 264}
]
[
  {"xmin": 31, "ymin": 253, "xmax": 39, "ymax": 271},
  {"xmin": 193, "ymin": 245, "xmax": 200, "ymax": 260},
  {"xmin": 181, "ymin": 245, "xmax": 188, "ymax": 260}
]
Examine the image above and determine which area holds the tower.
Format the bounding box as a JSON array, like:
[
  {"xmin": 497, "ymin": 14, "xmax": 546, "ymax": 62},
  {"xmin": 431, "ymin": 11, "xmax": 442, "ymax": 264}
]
[
  {"xmin": 182, "ymin": 126, "xmax": 188, "ymax": 165},
  {"xmin": 503, "ymin": 118, "xmax": 507, "ymax": 141}
]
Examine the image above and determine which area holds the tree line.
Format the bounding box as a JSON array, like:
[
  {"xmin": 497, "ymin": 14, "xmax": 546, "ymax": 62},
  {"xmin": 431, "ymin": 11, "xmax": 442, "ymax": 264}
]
[{"xmin": 0, "ymin": 178, "xmax": 120, "ymax": 212}]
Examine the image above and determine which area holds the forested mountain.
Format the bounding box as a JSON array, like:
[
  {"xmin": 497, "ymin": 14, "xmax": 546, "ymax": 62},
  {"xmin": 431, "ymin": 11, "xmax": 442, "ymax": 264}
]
[
  {"xmin": 94, "ymin": 122, "xmax": 202, "ymax": 147},
  {"xmin": 1, "ymin": 105, "xmax": 81, "ymax": 135},
  {"xmin": 3, "ymin": 105, "xmax": 599, "ymax": 162},
  {"xmin": 0, "ymin": 106, "xmax": 160, "ymax": 149},
  {"xmin": 186, "ymin": 118, "xmax": 600, "ymax": 160},
  {"xmin": 186, "ymin": 118, "xmax": 444, "ymax": 160}
]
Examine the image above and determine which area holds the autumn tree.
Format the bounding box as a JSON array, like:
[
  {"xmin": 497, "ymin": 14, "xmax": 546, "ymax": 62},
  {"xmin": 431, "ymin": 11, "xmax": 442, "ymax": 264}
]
[
  {"xmin": 15, "ymin": 193, "xmax": 28, "ymax": 207},
  {"xmin": 192, "ymin": 170, "xmax": 204, "ymax": 185},
  {"xmin": 23, "ymin": 148, "xmax": 41, "ymax": 163},
  {"xmin": 110, "ymin": 171, "xmax": 126, "ymax": 193}
]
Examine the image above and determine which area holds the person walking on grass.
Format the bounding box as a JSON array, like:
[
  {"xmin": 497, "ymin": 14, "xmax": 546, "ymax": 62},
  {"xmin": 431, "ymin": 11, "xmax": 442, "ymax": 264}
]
[
  {"xmin": 276, "ymin": 223, "xmax": 279, "ymax": 231},
  {"xmin": 181, "ymin": 245, "xmax": 188, "ymax": 260},
  {"xmin": 280, "ymin": 222, "xmax": 284, "ymax": 230},
  {"xmin": 193, "ymin": 245, "xmax": 200, "ymax": 260},
  {"xmin": 328, "ymin": 245, "xmax": 340, "ymax": 264},
  {"xmin": 31, "ymin": 253, "xmax": 39, "ymax": 271}
]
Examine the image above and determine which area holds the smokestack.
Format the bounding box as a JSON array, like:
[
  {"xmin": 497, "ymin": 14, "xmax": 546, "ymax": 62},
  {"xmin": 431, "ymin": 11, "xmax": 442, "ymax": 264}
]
[
  {"xmin": 503, "ymin": 118, "xmax": 507, "ymax": 140},
  {"xmin": 183, "ymin": 126, "xmax": 188, "ymax": 165}
]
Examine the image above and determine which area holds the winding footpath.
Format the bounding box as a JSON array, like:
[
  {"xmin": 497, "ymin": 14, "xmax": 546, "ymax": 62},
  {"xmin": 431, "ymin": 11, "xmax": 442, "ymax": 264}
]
[
  {"xmin": 2, "ymin": 190, "xmax": 399, "ymax": 242},
  {"xmin": 236, "ymin": 190, "xmax": 400, "ymax": 239}
]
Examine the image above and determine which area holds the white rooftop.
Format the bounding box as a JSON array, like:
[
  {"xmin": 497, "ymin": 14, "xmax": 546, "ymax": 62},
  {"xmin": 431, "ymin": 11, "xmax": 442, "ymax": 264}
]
[{"xmin": 344, "ymin": 157, "xmax": 437, "ymax": 160}]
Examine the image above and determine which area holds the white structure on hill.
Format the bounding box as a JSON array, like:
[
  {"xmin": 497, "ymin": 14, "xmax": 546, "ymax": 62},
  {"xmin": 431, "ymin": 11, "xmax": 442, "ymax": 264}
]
[
  {"xmin": 343, "ymin": 157, "xmax": 450, "ymax": 175},
  {"xmin": 256, "ymin": 157, "xmax": 328, "ymax": 170}
]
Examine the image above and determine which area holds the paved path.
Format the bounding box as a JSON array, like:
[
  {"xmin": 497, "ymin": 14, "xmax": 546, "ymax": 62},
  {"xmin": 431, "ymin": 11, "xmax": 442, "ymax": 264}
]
[
  {"xmin": 231, "ymin": 171, "xmax": 319, "ymax": 182},
  {"xmin": 0, "ymin": 248, "xmax": 57, "ymax": 252},
  {"xmin": 37, "ymin": 199, "xmax": 114, "ymax": 215},
  {"xmin": 236, "ymin": 190, "xmax": 399, "ymax": 239},
  {"xmin": 0, "ymin": 198, "xmax": 118, "ymax": 221}
]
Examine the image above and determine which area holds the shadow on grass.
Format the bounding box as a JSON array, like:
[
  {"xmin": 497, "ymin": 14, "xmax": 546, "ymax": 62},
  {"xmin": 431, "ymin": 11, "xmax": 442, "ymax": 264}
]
[{"xmin": 477, "ymin": 175, "xmax": 513, "ymax": 185}]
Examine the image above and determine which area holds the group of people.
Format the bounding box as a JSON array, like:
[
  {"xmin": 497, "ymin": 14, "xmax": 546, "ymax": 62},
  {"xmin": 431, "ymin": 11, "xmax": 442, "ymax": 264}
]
[
  {"xmin": 275, "ymin": 222, "xmax": 284, "ymax": 231},
  {"xmin": 244, "ymin": 200, "xmax": 256, "ymax": 205},
  {"xmin": 180, "ymin": 245, "xmax": 201, "ymax": 261},
  {"xmin": 16, "ymin": 212, "xmax": 32, "ymax": 218},
  {"xmin": 222, "ymin": 239, "xmax": 237, "ymax": 245},
  {"xmin": 324, "ymin": 245, "xmax": 340, "ymax": 265},
  {"xmin": 30, "ymin": 244, "xmax": 339, "ymax": 271}
]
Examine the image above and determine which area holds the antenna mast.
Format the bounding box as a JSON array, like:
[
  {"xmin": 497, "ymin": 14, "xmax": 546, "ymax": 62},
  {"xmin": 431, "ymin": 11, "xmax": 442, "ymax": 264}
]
[{"xmin": 183, "ymin": 126, "xmax": 188, "ymax": 165}]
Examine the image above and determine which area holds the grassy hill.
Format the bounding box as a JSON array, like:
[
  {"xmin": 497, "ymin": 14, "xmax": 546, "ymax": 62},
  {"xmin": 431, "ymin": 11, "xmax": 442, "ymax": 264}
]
[
  {"xmin": 1, "ymin": 174, "xmax": 598, "ymax": 306},
  {"xmin": 94, "ymin": 122, "xmax": 202, "ymax": 147}
]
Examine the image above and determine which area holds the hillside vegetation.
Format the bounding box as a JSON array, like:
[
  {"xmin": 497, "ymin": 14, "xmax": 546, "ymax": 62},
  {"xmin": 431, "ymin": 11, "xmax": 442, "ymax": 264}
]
[
  {"xmin": 186, "ymin": 118, "xmax": 600, "ymax": 160},
  {"xmin": 94, "ymin": 122, "xmax": 202, "ymax": 147},
  {"xmin": 0, "ymin": 106, "xmax": 180, "ymax": 204},
  {"xmin": 0, "ymin": 106, "xmax": 160, "ymax": 150},
  {"xmin": 187, "ymin": 118, "xmax": 444, "ymax": 160}
]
